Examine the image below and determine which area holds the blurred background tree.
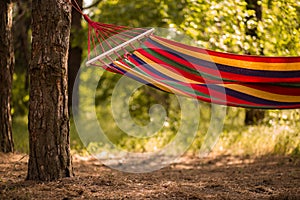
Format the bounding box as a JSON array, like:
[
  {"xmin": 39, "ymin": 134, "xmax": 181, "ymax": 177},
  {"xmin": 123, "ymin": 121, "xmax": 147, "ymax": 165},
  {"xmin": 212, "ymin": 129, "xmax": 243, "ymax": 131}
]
[
  {"xmin": 0, "ymin": 0, "xmax": 15, "ymax": 153},
  {"xmin": 12, "ymin": 0, "xmax": 31, "ymax": 117},
  {"xmin": 68, "ymin": 0, "xmax": 84, "ymax": 115}
]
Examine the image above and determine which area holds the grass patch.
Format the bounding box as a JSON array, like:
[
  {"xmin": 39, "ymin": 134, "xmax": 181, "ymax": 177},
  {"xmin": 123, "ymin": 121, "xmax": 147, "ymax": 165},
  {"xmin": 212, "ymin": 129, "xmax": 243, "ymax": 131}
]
[
  {"xmin": 12, "ymin": 116, "xmax": 29, "ymax": 153},
  {"xmin": 12, "ymin": 115, "xmax": 87, "ymax": 155},
  {"xmin": 11, "ymin": 109, "xmax": 300, "ymax": 157}
]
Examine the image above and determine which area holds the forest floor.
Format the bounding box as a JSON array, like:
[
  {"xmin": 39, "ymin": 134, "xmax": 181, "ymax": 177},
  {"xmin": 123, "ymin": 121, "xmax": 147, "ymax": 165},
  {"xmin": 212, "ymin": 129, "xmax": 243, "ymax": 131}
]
[{"xmin": 0, "ymin": 153, "xmax": 299, "ymax": 200}]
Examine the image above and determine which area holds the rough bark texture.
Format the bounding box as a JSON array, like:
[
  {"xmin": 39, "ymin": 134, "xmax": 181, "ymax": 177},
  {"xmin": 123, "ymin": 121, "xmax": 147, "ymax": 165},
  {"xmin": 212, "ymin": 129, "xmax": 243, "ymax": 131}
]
[
  {"xmin": 244, "ymin": 0, "xmax": 265, "ymax": 125},
  {"xmin": 68, "ymin": 0, "xmax": 83, "ymax": 114},
  {"xmin": 27, "ymin": 0, "xmax": 73, "ymax": 181},
  {"xmin": 0, "ymin": 0, "xmax": 14, "ymax": 153}
]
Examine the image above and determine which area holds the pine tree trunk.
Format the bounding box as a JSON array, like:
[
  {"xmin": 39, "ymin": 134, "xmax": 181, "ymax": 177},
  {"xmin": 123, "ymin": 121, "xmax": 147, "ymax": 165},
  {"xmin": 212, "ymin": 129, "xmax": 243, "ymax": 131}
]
[
  {"xmin": 27, "ymin": 0, "xmax": 73, "ymax": 181},
  {"xmin": 244, "ymin": 0, "xmax": 265, "ymax": 125},
  {"xmin": 0, "ymin": 0, "xmax": 14, "ymax": 153},
  {"xmin": 68, "ymin": 0, "xmax": 83, "ymax": 114}
]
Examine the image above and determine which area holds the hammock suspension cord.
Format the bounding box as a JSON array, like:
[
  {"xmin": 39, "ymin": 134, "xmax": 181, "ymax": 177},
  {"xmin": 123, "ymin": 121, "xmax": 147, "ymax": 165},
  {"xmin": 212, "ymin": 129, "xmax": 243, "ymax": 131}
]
[{"xmin": 67, "ymin": 0, "xmax": 154, "ymax": 68}]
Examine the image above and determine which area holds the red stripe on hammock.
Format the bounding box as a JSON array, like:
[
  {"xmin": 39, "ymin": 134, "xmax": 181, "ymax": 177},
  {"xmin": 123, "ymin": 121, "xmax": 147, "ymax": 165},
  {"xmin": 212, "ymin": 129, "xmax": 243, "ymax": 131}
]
[
  {"xmin": 152, "ymin": 36, "xmax": 300, "ymax": 63},
  {"xmin": 141, "ymin": 41, "xmax": 300, "ymax": 83}
]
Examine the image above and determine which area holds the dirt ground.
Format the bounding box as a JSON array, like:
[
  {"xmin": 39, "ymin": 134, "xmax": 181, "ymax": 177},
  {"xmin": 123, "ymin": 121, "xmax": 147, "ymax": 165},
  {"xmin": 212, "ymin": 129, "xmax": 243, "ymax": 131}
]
[{"xmin": 0, "ymin": 153, "xmax": 299, "ymax": 200}]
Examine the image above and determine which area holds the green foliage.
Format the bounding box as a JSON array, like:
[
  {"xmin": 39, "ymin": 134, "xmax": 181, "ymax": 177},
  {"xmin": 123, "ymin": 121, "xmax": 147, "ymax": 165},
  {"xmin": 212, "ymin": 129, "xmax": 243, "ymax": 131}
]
[
  {"xmin": 90, "ymin": 0, "xmax": 168, "ymax": 27},
  {"xmin": 213, "ymin": 109, "xmax": 300, "ymax": 155},
  {"xmin": 169, "ymin": 0, "xmax": 300, "ymax": 56},
  {"xmin": 177, "ymin": 0, "xmax": 249, "ymax": 53},
  {"xmin": 12, "ymin": 73, "xmax": 29, "ymax": 116},
  {"xmin": 259, "ymin": 0, "xmax": 300, "ymax": 56},
  {"xmin": 12, "ymin": 116, "xmax": 29, "ymax": 153},
  {"xmin": 70, "ymin": 117, "xmax": 86, "ymax": 154}
]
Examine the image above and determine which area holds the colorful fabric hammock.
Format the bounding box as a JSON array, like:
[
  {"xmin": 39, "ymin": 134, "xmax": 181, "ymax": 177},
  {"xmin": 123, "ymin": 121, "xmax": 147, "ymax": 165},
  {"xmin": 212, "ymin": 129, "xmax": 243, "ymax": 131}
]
[
  {"xmin": 68, "ymin": 1, "xmax": 300, "ymax": 109},
  {"xmin": 106, "ymin": 36, "xmax": 300, "ymax": 109}
]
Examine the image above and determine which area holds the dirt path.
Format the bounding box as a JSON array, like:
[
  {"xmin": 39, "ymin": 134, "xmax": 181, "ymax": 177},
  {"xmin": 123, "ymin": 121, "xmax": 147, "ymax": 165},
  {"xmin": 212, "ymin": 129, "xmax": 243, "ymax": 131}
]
[{"xmin": 0, "ymin": 153, "xmax": 299, "ymax": 200}]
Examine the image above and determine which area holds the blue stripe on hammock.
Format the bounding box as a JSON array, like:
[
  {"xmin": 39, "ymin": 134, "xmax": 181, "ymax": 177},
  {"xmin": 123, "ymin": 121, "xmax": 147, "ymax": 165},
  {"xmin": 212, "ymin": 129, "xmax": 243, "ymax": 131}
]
[{"xmin": 145, "ymin": 38, "xmax": 300, "ymax": 79}]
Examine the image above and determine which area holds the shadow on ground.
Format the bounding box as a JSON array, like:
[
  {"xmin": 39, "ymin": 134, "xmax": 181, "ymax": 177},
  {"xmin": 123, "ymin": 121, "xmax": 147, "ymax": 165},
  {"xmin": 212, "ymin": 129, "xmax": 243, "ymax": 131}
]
[{"xmin": 0, "ymin": 153, "xmax": 299, "ymax": 199}]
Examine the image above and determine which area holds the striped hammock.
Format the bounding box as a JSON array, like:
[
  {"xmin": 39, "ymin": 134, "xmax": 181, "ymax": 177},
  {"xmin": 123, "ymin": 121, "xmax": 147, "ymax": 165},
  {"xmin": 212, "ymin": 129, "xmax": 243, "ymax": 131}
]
[
  {"xmin": 68, "ymin": 1, "xmax": 300, "ymax": 109},
  {"xmin": 106, "ymin": 36, "xmax": 300, "ymax": 109}
]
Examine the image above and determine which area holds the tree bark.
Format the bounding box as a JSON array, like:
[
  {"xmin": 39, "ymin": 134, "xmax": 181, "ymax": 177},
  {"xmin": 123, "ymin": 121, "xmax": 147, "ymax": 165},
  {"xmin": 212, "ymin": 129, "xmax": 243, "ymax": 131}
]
[
  {"xmin": 0, "ymin": 0, "xmax": 14, "ymax": 153},
  {"xmin": 68, "ymin": 0, "xmax": 83, "ymax": 114},
  {"xmin": 27, "ymin": 0, "xmax": 73, "ymax": 181},
  {"xmin": 244, "ymin": 0, "xmax": 265, "ymax": 125}
]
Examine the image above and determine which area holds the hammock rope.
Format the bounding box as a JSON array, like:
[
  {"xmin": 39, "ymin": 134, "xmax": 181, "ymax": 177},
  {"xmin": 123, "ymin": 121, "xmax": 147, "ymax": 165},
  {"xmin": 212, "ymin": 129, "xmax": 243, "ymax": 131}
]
[
  {"xmin": 68, "ymin": 0, "xmax": 153, "ymax": 66},
  {"xmin": 68, "ymin": 0, "xmax": 300, "ymax": 109}
]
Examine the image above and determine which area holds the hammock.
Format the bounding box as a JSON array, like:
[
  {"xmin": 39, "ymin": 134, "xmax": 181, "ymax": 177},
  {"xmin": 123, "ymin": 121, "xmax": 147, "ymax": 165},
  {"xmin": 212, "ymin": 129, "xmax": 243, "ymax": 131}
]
[
  {"xmin": 70, "ymin": 1, "xmax": 300, "ymax": 109},
  {"xmin": 108, "ymin": 36, "xmax": 300, "ymax": 109}
]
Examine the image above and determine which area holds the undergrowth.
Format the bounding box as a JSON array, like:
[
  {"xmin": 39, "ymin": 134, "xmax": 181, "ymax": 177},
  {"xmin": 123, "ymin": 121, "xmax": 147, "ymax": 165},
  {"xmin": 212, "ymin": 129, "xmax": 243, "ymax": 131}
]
[{"xmin": 12, "ymin": 107, "xmax": 300, "ymax": 157}]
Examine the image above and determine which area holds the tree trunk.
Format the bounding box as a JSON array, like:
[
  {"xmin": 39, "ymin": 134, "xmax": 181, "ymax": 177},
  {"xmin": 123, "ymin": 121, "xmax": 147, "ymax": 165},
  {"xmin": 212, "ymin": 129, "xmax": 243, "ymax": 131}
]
[
  {"xmin": 0, "ymin": 0, "xmax": 14, "ymax": 153},
  {"xmin": 27, "ymin": 0, "xmax": 73, "ymax": 181},
  {"xmin": 14, "ymin": 0, "xmax": 31, "ymax": 89},
  {"xmin": 244, "ymin": 0, "xmax": 265, "ymax": 125},
  {"xmin": 68, "ymin": 0, "xmax": 83, "ymax": 114},
  {"xmin": 245, "ymin": 109, "xmax": 265, "ymax": 125}
]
